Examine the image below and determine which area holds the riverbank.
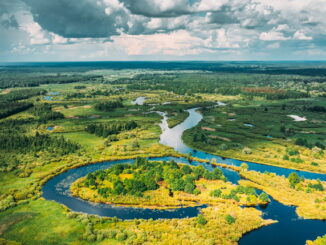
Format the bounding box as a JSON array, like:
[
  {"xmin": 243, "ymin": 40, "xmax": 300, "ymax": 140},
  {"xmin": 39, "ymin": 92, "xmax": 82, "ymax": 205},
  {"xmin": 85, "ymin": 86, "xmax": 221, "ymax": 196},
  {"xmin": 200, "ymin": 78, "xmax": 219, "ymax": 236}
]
[{"xmin": 183, "ymin": 129, "xmax": 326, "ymax": 174}]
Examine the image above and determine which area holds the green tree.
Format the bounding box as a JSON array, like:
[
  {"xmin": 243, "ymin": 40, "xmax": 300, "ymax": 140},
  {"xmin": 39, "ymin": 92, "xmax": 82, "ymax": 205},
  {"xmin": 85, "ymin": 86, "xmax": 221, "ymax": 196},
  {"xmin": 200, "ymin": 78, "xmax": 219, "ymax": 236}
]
[
  {"xmin": 288, "ymin": 172, "xmax": 301, "ymax": 188},
  {"xmin": 258, "ymin": 192, "xmax": 270, "ymax": 203},
  {"xmin": 210, "ymin": 189, "xmax": 222, "ymax": 198},
  {"xmin": 184, "ymin": 183, "xmax": 195, "ymax": 194}
]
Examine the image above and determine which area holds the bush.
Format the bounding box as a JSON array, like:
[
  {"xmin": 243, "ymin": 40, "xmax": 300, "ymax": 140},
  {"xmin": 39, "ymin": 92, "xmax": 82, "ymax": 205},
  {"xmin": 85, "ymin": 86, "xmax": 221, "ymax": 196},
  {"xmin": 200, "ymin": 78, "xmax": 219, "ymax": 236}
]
[
  {"xmin": 86, "ymin": 234, "xmax": 96, "ymax": 242},
  {"xmin": 288, "ymin": 172, "xmax": 302, "ymax": 188},
  {"xmin": 311, "ymin": 162, "xmax": 319, "ymax": 166},
  {"xmin": 242, "ymin": 147, "xmax": 252, "ymax": 154},
  {"xmin": 287, "ymin": 148, "xmax": 299, "ymax": 156},
  {"xmin": 184, "ymin": 183, "xmax": 195, "ymax": 194},
  {"xmin": 283, "ymin": 154, "xmax": 289, "ymax": 160},
  {"xmin": 193, "ymin": 189, "xmax": 201, "ymax": 195},
  {"xmin": 0, "ymin": 195, "xmax": 16, "ymax": 211},
  {"xmin": 197, "ymin": 214, "xmax": 207, "ymax": 225},
  {"xmin": 210, "ymin": 189, "xmax": 222, "ymax": 198},
  {"xmin": 308, "ymin": 180, "xmax": 324, "ymax": 191},
  {"xmin": 116, "ymin": 232, "xmax": 128, "ymax": 241},
  {"xmin": 258, "ymin": 192, "xmax": 270, "ymax": 202},
  {"xmin": 225, "ymin": 214, "xmax": 236, "ymax": 224},
  {"xmin": 219, "ymin": 144, "xmax": 228, "ymax": 150},
  {"xmin": 240, "ymin": 163, "xmax": 248, "ymax": 171}
]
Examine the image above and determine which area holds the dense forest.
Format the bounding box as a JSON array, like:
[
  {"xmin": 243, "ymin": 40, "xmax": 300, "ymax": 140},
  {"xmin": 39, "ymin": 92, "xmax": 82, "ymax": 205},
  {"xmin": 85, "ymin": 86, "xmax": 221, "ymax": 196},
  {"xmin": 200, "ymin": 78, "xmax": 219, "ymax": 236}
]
[
  {"xmin": 0, "ymin": 132, "xmax": 79, "ymax": 155},
  {"xmin": 31, "ymin": 103, "xmax": 64, "ymax": 122},
  {"xmin": 124, "ymin": 73, "xmax": 315, "ymax": 98},
  {"xmin": 0, "ymin": 74, "xmax": 103, "ymax": 89},
  {"xmin": 0, "ymin": 102, "xmax": 33, "ymax": 119},
  {"xmin": 94, "ymin": 100, "xmax": 124, "ymax": 112},
  {"xmin": 0, "ymin": 88, "xmax": 46, "ymax": 101}
]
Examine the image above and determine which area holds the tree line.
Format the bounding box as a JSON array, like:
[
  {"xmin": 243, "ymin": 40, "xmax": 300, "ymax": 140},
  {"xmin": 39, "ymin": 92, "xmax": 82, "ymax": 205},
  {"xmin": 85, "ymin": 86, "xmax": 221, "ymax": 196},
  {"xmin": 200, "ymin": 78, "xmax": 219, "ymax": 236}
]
[
  {"xmin": 94, "ymin": 99, "xmax": 123, "ymax": 112},
  {"xmin": 0, "ymin": 74, "xmax": 102, "ymax": 89},
  {"xmin": 0, "ymin": 132, "xmax": 79, "ymax": 154},
  {"xmin": 0, "ymin": 102, "xmax": 33, "ymax": 119},
  {"xmin": 85, "ymin": 121, "xmax": 138, "ymax": 138},
  {"xmin": 32, "ymin": 103, "xmax": 64, "ymax": 122}
]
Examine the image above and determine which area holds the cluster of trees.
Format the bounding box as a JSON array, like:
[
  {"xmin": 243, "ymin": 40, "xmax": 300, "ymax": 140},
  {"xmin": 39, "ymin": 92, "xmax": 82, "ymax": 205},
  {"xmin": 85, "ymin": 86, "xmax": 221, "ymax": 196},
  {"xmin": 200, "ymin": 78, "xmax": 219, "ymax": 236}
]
[
  {"xmin": 0, "ymin": 133, "xmax": 79, "ymax": 155},
  {"xmin": 124, "ymin": 73, "xmax": 311, "ymax": 99},
  {"xmin": 307, "ymin": 180, "xmax": 324, "ymax": 191},
  {"xmin": 193, "ymin": 133, "xmax": 208, "ymax": 143},
  {"xmin": 0, "ymin": 118, "xmax": 33, "ymax": 135},
  {"xmin": 0, "ymin": 89, "xmax": 48, "ymax": 119},
  {"xmin": 94, "ymin": 100, "xmax": 123, "ymax": 112},
  {"xmin": 242, "ymin": 87, "xmax": 309, "ymax": 100},
  {"xmin": 32, "ymin": 104, "xmax": 64, "ymax": 122},
  {"xmin": 0, "ymin": 102, "xmax": 33, "ymax": 119},
  {"xmin": 83, "ymin": 158, "xmax": 226, "ymax": 198},
  {"xmin": 0, "ymin": 132, "xmax": 79, "ymax": 154},
  {"xmin": 85, "ymin": 121, "xmax": 138, "ymax": 138},
  {"xmin": 66, "ymin": 89, "xmax": 122, "ymax": 99},
  {"xmin": 209, "ymin": 185, "xmax": 269, "ymax": 202},
  {"xmin": 288, "ymin": 172, "xmax": 304, "ymax": 188},
  {"xmin": 0, "ymin": 88, "xmax": 46, "ymax": 101},
  {"xmin": 307, "ymin": 106, "xmax": 326, "ymax": 113},
  {"xmin": 74, "ymin": 85, "xmax": 86, "ymax": 89},
  {"xmin": 295, "ymin": 138, "xmax": 325, "ymax": 149}
]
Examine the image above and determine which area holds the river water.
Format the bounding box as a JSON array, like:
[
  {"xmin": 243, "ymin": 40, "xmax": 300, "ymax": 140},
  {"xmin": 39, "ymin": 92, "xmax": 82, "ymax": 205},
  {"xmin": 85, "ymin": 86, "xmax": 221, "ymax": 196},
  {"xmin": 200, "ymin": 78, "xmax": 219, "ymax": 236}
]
[{"xmin": 42, "ymin": 107, "xmax": 326, "ymax": 244}]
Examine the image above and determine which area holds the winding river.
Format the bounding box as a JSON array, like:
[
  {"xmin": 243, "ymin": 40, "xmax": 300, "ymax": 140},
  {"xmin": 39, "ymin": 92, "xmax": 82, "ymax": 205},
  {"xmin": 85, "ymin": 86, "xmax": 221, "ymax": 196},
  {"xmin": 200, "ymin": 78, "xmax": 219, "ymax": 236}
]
[{"xmin": 43, "ymin": 107, "xmax": 326, "ymax": 244}]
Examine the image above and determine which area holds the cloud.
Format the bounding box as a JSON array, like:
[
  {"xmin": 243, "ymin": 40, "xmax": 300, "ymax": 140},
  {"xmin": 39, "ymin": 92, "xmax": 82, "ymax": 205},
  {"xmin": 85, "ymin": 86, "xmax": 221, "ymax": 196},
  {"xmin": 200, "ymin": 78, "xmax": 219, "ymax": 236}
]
[
  {"xmin": 120, "ymin": 0, "xmax": 190, "ymax": 18},
  {"xmin": 293, "ymin": 31, "xmax": 312, "ymax": 40},
  {"xmin": 1, "ymin": 0, "xmax": 326, "ymax": 61},
  {"xmin": 1, "ymin": 15, "xmax": 19, "ymax": 29},
  {"xmin": 260, "ymin": 31, "xmax": 290, "ymax": 41},
  {"xmin": 21, "ymin": 0, "xmax": 128, "ymax": 38}
]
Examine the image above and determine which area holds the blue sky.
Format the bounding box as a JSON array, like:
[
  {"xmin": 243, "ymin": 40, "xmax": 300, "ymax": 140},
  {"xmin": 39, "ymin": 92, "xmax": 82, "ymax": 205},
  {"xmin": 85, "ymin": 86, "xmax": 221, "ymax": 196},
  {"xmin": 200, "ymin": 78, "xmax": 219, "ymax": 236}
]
[{"xmin": 1, "ymin": 0, "xmax": 326, "ymax": 61}]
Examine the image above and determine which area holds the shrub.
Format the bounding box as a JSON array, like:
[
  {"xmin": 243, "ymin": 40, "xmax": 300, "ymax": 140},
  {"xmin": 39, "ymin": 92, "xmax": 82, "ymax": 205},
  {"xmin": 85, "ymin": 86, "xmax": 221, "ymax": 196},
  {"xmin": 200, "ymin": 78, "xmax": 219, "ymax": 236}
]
[
  {"xmin": 242, "ymin": 147, "xmax": 252, "ymax": 154},
  {"xmin": 184, "ymin": 183, "xmax": 195, "ymax": 194},
  {"xmin": 311, "ymin": 162, "xmax": 319, "ymax": 166},
  {"xmin": 225, "ymin": 214, "xmax": 236, "ymax": 224},
  {"xmin": 197, "ymin": 214, "xmax": 207, "ymax": 225},
  {"xmin": 0, "ymin": 195, "xmax": 16, "ymax": 211},
  {"xmin": 210, "ymin": 189, "xmax": 222, "ymax": 198},
  {"xmin": 287, "ymin": 148, "xmax": 299, "ymax": 156},
  {"xmin": 219, "ymin": 144, "xmax": 228, "ymax": 150},
  {"xmin": 283, "ymin": 154, "xmax": 289, "ymax": 160},
  {"xmin": 240, "ymin": 163, "xmax": 248, "ymax": 171},
  {"xmin": 193, "ymin": 189, "xmax": 201, "ymax": 195},
  {"xmin": 116, "ymin": 232, "xmax": 128, "ymax": 241},
  {"xmin": 288, "ymin": 172, "xmax": 302, "ymax": 188},
  {"xmin": 308, "ymin": 180, "xmax": 324, "ymax": 191},
  {"xmin": 86, "ymin": 234, "xmax": 96, "ymax": 242},
  {"xmin": 258, "ymin": 192, "xmax": 270, "ymax": 202}
]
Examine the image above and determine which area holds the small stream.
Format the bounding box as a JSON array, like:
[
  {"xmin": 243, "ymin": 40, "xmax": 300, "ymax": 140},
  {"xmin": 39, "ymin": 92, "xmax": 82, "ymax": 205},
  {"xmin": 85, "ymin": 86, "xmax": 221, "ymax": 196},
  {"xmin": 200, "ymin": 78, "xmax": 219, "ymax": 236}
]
[{"xmin": 42, "ymin": 107, "xmax": 326, "ymax": 244}]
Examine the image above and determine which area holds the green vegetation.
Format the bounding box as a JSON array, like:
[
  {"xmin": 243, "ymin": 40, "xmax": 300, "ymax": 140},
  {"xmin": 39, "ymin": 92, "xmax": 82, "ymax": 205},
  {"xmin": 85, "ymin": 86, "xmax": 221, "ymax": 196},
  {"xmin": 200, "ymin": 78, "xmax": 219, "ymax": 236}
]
[
  {"xmin": 306, "ymin": 234, "xmax": 326, "ymax": 245},
  {"xmin": 71, "ymin": 158, "xmax": 271, "ymax": 209},
  {"xmin": 85, "ymin": 121, "xmax": 137, "ymax": 138},
  {"xmin": 73, "ymin": 158, "xmax": 225, "ymax": 201},
  {"xmin": 239, "ymin": 170, "xmax": 326, "ymax": 219},
  {"xmin": 0, "ymin": 62, "xmax": 325, "ymax": 244},
  {"xmin": 183, "ymin": 97, "xmax": 326, "ymax": 173},
  {"xmin": 94, "ymin": 100, "xmax": 123, "ymax": 112}
]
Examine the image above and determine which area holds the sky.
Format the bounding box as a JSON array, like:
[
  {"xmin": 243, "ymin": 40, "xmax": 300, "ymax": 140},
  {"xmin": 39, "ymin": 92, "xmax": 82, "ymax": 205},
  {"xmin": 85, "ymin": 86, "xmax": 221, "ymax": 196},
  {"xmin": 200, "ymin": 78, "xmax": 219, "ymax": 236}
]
[{"xmin": 1, "ymin": 0, "xmax": 326, "ymax": 61}]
